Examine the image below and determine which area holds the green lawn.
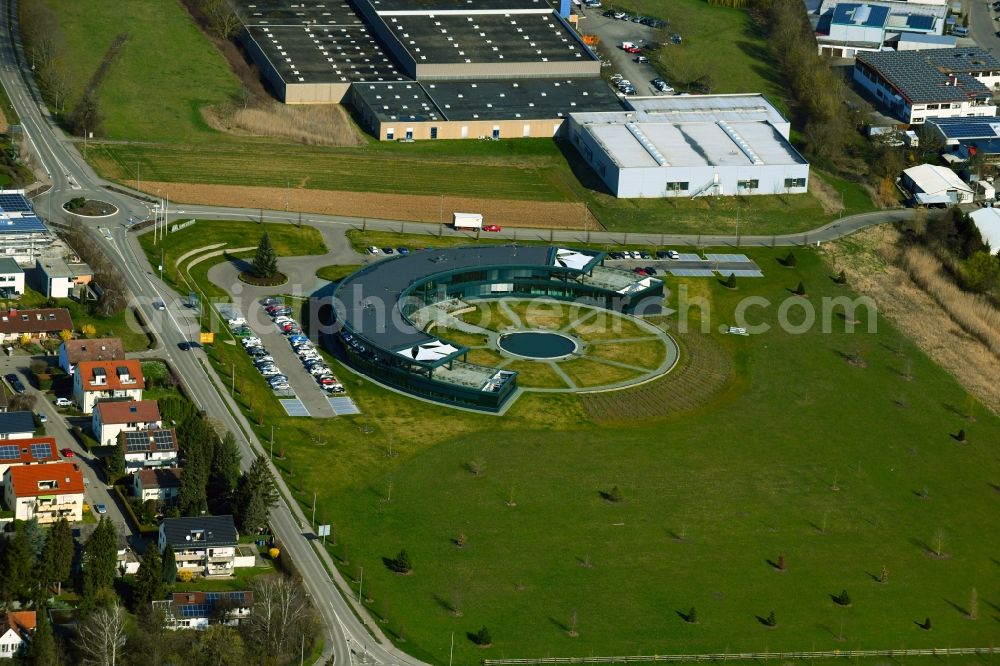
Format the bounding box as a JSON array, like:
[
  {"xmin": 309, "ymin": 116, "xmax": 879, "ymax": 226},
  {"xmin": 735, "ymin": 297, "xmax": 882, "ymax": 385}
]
[
  {"xmin": 605, "ymin": 0, "xmax": 788, "ymax": 114},
  {"xmin": 158, "ymin": 223, "xmax": 1000, "ymax": 664},
  {"xmin": 316, "ymin": 264, "xmax": 363, "ymax": 283}
]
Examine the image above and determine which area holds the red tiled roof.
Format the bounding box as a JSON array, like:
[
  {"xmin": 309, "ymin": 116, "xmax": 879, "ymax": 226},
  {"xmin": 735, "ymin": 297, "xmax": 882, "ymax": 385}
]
[
  {"xmin": 6, "ymin": 611, "xmax": 35, "ymax": 634},
  {"xmin": 0, "ymin": 437, "xmax": 58, "ymax": 464},
  {"xmin": 0, "ymin": 308, "xmax": 73, "ymax": 335},
  {"xmin": 62, "ymin": 337, "xmax": 125, "ymax": 364},
  {"xmin": 96, "ymin": 400, "xmax": 160, "ymax": 424},
  {"xmin": 78, "ymin": 359, "xmax": 145, "ymax": 392},
  {"xmin": 6, "ymin": 461, "xmax": 84, "ymax": 497}
]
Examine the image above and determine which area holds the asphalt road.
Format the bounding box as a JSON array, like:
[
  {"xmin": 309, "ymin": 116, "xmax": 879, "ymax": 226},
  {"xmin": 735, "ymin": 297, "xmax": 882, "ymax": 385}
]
[
  {"xmin": 969, "ymin": 0, "xmax": 1000, "ymax": 56},
  {"xmin": 0, "ymin": 0, "xmax": 912, "ymax": 662}
]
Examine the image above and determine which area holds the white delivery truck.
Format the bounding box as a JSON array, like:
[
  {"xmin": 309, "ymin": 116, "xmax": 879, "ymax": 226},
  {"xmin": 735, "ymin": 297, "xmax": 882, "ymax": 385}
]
[{"xmin": 453, "ymin": 212, "xmax": 483, "ymax": 230}]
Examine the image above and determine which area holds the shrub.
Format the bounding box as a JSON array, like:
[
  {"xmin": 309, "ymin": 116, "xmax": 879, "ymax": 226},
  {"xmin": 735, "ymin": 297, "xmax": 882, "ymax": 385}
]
[
  {"xmin": 781, "ymin": 251, "xmax": 797, "ymax": 267},
  {"xmin": 834, "ymin": 590, "xmax": 851, "ymax": 606},
  {"xmin": 686, "ymin": 607, "xmax": 698, "ymax": 624},
  {"xmin": 764, "ymin": 610, "xmax": 776, "ymax": 627},
  {"xmin": 793, "ymin": 281, "xmax": 806, "ymax": 296},
  {"xmin": 777, "ymin": 554, "xmax": 786, "ymax": 571},
  {"xmin": 957, "ymin": 428, "xmax": 966, "ymax": 442},
  {"xmin": 387, "ymin": 549, "xmax": 412, "ymax": 574},
  {"xmin": 472, "ymin": 626, "xmax": 492, "ymax": 646},
  {"xmin": 835, "ymin": 269, "xmax": 847, "ymax": 285},
  {"xmin": 725, "ymin": 273, "xmax": 737, "ymax": 289}
]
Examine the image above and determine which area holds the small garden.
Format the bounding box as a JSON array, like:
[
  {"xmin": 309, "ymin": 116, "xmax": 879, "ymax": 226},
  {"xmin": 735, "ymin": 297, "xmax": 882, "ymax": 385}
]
[{"xmin": 62, "ymin": 196, "xmax": 118, "ymax": 217}]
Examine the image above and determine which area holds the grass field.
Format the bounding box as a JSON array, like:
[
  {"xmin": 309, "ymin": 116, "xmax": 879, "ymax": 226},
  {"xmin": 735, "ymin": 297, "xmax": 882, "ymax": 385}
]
[
  {"xmin": 605, "ymin": 0, "xmax": 787, "ymax": 113},
  {"xmin": 316, "ymin": 264, "xmax": 363, "ymax": 283},
  {"xmin": 146, "ymin": 222, "xmax": 1000, "ymax": 664}
]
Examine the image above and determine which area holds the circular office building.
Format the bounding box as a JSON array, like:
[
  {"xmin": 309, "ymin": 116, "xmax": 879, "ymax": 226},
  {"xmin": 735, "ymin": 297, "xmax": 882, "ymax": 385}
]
[{"xmin": 331, "ymin": 245, "xmax": 664, "ymax": 413}]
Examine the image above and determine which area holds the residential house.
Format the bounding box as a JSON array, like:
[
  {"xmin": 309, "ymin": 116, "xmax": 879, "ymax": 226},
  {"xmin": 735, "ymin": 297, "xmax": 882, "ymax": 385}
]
[
  {"xmin": 121, "ymin": 429, "xmax": 178, "ymax": 470},
  {"xmin": 0, "ymin": 436, "xmax": 58, "ymax": 477},
  {"xmin": 34, "ymin": 257, "xmax": 93, "ymax": 299},
  {"xmin": 3, "ymin": 461, "xmax": 84, "ymax": 523},
  {"xmin": 0, "ymin": 611, "xmax": 35, "ymax": 659},
  {"xmin": 73, "ymin": 359, "xmax": 144, "ymax": 414},
  {"xmin": 58, "ymin": 337, "xmax": 125, "ymax": 376},
  {"xmin": 158, "ymin": 515, "xmax": 249, "ymax": 577},
  {"xmin": 853, "ymin": 48, "xmax": 1000, "ymax": 124},
  {"xmin": 0, "ymin": 308, "xmax": 73, "ymax": 344},
  {"xmin": 151, "ymin": 591, "xmax": 253, "ymax": 630},
  {"xmin": 0, "ymin": 259, "xmax": 24, "ymax": 298},
  {"xmin": 92, "ymin": 399, "xmax": 161, "ymax": 447},
  {"xmin": 901, "ymin": 163, "xmax": 975, "ymax": 204},
  {"xmin": 133, "ymin": 467, "xmax": 182, "ymax": 504},
  {"xmin": 0, "ymin": 412, "xmax": 36, "ymax": 441}
]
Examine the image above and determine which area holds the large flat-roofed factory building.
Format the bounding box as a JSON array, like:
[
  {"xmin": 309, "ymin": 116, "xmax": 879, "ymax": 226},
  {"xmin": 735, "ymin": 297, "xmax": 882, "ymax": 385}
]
[{"xmin": 234, "ymin": 0, "xmax": 623, "ymax": 138}]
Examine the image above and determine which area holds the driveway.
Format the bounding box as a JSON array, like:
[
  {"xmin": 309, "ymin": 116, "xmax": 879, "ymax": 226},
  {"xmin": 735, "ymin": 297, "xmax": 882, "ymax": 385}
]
[
  {"xmin": 0, "ymin": 356, "xmax": 135, "ymax": 545},
  {"xmin": 578, "ymin": 8, "xmax": 668, "ymax": 95}
]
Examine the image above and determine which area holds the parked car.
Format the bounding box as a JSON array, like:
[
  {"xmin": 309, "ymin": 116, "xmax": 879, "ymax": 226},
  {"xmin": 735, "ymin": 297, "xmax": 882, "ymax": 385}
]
[
  {"xmin": 60, "ymin": 448, "xmax": 74, "ymax": 457},
  {"xmin": 5, "ymin": 374, "xmax": 24, "ymax": 394},
  {"xmin": 94, "ymin": 504, "xmax": 107, "ymax": 515},
  {"xmin": 367, "ymin": 246, "xmax": 380, "ymax": 255},
  {"xmin": 644, "ymin": 267, "xmax": 658, "ymax": 276},
  {"xmin": 633, "ymin": 267, "xmax": 647, "ymax": 275},
  {"xmin": 603, "ymin": 9, "xmax": 616, "ymax": 17},
  {"xmin": 483, "ymin": 224, "xmax": 502, "ymax": 232},
  {"xmin": 635, "ymin": 56, "xmax": 649, "ymax": 64},
  {"xmin": 55, "ymin": 397, "xmax": 72, "ymax": 407},
  {"xmin": 261, "ymin": 297, "xmax": 283, "ymax": 306},
  {"xmin": 36, "ymin": 412, "xmax": 47, "ymax": 424},
  {"xmin": 655, "ymin": 250, "xmax": 669, "ymax": 259},
  {"xmin": 624, "ymin": 46, "xmax": 641, "ymax": 54},
  {"xmin": 640, "ymin": 251, "xmax": 652, "ymax": 260},
  {"xmin": 667, "ymin": 250, "xmax": 680, "ymax": 259},
  {"xmin": 397, "ymin": 247, "xmax": 410, "ymax": 255}
]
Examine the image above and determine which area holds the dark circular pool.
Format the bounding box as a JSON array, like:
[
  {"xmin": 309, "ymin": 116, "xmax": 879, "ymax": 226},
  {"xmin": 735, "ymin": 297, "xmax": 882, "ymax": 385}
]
[{"xmin": 498, "ymin": 331, "xmax": 577, "ymax": 359}]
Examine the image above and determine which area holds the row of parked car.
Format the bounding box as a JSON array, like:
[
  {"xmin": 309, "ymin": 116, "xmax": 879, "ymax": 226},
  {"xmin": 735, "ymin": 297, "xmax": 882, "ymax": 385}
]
[
  {"xmin": 602, "ymin": 9, "xmax": 667, "ymax": 28},
  {"xmin": 607, "ymin": 249, "xmax": 680, "ymax": 261},
  {"xmin": 240, "ymin": 333, "xmax": 291, "ymax": 392},
  {"xmin": 262, "ymin": 298, "xmax": 346, "ymax": 394}
]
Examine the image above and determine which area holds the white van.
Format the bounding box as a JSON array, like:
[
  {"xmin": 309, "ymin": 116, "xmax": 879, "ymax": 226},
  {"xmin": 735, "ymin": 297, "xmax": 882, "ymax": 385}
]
[{"xmin": 952, "ymin": 26, "xmax": 969, "ymax": 37}]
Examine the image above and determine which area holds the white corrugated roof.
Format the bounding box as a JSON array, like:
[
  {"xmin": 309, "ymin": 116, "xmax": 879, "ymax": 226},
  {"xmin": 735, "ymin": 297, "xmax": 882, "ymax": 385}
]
[
  {"xmin": 902, "ymin": 164, "xmax": 973, "ymax": 196},
  {"xmin": 969, "ymin": 207, "xmax": 1000, "ymax": 252}
]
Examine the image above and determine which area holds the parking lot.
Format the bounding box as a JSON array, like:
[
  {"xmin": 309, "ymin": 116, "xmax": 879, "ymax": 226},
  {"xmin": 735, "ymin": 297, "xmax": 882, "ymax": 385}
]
[{"xmin": 575, "ymin": 5, "xmax": 671, "ymax": 96}]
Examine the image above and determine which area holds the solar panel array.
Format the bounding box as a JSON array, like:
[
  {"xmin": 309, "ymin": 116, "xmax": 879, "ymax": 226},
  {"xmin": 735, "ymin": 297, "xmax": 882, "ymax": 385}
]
[
  {"xmin": 0, "ymin": 444, "xmax": 20, "ymax": 459},
  {"xmin": 30, "ymin": 443, "xmax": 53, "ymax": 459},
  {"xmin": 177, "ymin": 591, "xmax": 248, "ymax": 617},
  {"xmin": 280, "ymin": 398, "xmax": 310, "ymax": 416},
  {"xmin": 705, "ymin": 253, "xmax": 752, "ymax": 263},
  {"xmin": 929, "ymin": 118, "xmax": 1000, "ymax": 140},
  {"xmin": 726, "ymin": 269, "xmax": 764, "ymax": 278},
  {"xmin": 676, "ymin": 253, "xmax": 703, "ymax": 262},
  {"xmin": 123, "ymin": 429, "xmax": 176, "ymax": 452},
  {"xmin": 0, "ymin": 194, "xmax": 33, "ymax": 213},
  {"xmin": 668, "ymin": 269, "xmax": 716, "ymax": 277},
  {"xmin": 329, "ymin": 396, "xmax": 361, "ymax": 415}
]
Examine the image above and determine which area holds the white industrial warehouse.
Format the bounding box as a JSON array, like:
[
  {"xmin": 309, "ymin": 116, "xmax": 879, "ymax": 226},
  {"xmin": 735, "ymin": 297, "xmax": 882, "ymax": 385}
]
[{"xmin": 568, "ymin": 94, "xmax": 810, "ymax": 198}]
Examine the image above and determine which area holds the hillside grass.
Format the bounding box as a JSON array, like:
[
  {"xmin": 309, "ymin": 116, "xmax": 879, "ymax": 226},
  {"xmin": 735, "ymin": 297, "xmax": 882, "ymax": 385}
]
[{"xmin": 149, "ymin": 222, "xmax": 1000, "ymax": 664}]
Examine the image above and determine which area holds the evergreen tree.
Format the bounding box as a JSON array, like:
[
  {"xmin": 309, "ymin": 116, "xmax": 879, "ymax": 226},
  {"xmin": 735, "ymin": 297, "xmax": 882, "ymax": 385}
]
[
  {"xmin": 132, "ymin": 542, "xmax": 164, "ymax": 610},
  {"xmin": 793, "ymin": 281, "xmax": 806, "ymax": 296},
  {"xmin": 41, "ymin": 517, "xmax": 74, "ymax": 595},
  {"xmin": 83, "ymin": 518, "xmax": 119, "ymax": 597},
  {"xmin": 725, "ymin": 273, "xmax": 737, "ymax": 289},
  {"xmin": 107, "ymin": 435, "xmax": 126, "ymax": 478},
  {"xmin": 764, "ymin": 610, "xmax": 776, "ymax": 627},
  {"xmin": 391, "ymin": 549, "xmax": 412, "ymax": 574},
  {"xmin": 178, "ymin": 436, "xmax": 210, "ymax": 517},
  {"xmin": 252, "ymin": 232, "xmax": 279, "ymax": 278},
  {"xmin": 162, "ymin": 544, "xmax": 177, "ymax": 584},
  {"xmin": 686, "ymin": 607, "xmax": 698, "ymax": 623},
  {"xmin": 233, "ymin": 455, "xmax": 279, "ymax": 534},
  {"xmin": 208, "ymin": 431, "xmax": 242, "ymax": 514},
  {"xmin": 0, "ymin": 525, "xmax": 36, "ymax": 603},
  {"xmin": 473, "ymin": 626, "xmax": 492, "ymax": 645},
  {"xmin": 25, "ymin": 610, "xmax": 61, "ymax": 665}
]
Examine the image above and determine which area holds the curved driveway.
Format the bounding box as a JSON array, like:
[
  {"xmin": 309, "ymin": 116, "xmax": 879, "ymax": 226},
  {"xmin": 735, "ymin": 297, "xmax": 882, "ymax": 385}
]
[{"xmin": 0, "ymin": 0, "xmax": 910, "ymax": 662}]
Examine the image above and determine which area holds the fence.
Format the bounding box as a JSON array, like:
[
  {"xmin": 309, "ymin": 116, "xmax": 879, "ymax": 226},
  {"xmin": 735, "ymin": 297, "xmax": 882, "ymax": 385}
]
[{"xmin": 483, "ymin": 646, "xmax": 1000, "ymax": 665}]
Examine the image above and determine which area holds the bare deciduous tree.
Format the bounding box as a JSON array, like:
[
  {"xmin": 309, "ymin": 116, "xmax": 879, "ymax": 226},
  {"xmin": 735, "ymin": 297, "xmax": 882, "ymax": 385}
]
[
  {"xmin": 76, "ymin": 602, "xmax": 127, "ymax": 666},
  {"xmin": 246, "ymin": 576, "xmax": 317, "ymax": 659}
]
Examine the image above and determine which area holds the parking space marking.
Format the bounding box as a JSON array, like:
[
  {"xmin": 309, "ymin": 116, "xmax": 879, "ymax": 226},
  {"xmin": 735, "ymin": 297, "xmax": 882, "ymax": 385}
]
[
  {"xmin": 676, "ymin": 253, "xmax": 703, "ymax": 261},
  {"xmin": 705, "ymin": 253, "xmax": 752, "ymax": 263}
]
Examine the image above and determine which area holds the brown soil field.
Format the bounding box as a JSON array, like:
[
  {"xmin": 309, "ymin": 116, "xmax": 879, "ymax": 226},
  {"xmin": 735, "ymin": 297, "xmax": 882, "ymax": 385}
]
[
  {"xmin": 822, "ymin": 226, "xmax": 1000, "ymax": 414},
  {"xmin": 141, "ymin": 181, "xmax": 595, "ymax": 229}
]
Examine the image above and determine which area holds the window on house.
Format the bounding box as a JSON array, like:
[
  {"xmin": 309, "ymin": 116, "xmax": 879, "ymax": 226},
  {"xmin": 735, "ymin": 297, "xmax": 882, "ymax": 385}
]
[
  {"xmin": 430, "ymin": 127, "xmax": 438, "ymax": 139},
  {"xmin": 784, "ymin": 178, "xmax": 806, "ymax": 188},
  {"xmin": 386, "ymin": 128, "xmax": 395, "ymax": 140},
  {"xmin": 666, "ymin": 182, "xmax": 689, "ymax": 192},
  {"xmin": 737, "ymin": 179, "xmax": 759, "ymax": 190}
]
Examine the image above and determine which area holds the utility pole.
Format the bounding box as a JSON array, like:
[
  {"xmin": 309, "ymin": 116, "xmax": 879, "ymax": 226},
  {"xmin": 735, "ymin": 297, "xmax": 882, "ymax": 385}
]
[
  {"xmin": 449, "ymin": 632, "xmax": 454, "ymax": 666},
  {"xmin": 270, "ymin": 425, "xmax": 274, "ymax": 458},
  {"xmin": 357, "ymin": 566, "xmax": 363, "ymax": 603},
  {"xmin": 231, "ymin": 364, "xmax": 235, "ymax": 395},
  {"xmin": 159, "ymin": 247, "xmax": 164, "ymax": 282},
  {"xmin": 312, "ymin": 490, "xmax": 317, "ymax": 527}
]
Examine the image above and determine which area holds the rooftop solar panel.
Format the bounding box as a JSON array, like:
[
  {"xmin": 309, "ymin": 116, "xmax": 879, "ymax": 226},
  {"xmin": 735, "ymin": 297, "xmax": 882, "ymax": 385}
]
[
  {"xmin": 0, "ymin": 444, "xmax": 19, "ymax": 459},
  {"xmin": 0, "ymin": 194, "xmax": 33, "ymax": 213},
  {"xmin": 30, "ymin": 443, "xmax": 52, "ymax": 459},
  {"xmin": 905, "ymin": 14, "xmax": 934, "ymax": 30}
]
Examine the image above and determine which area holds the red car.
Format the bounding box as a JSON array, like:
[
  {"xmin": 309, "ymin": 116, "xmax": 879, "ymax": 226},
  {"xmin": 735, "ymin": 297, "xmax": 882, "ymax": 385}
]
[
  {"xmin": 60, "ymin": 448, "xmax": 75, "ymax": 458},
  {"xmin": 624, "ymin": 46, "xmax": 641, "ymax": 54},
  {"xmin": 482, "ymin": 224, "xmax": 502, "ymax": 232},
  {"xmin": 633, "ymin": 267, "xmax": 647, "ymax": 276}
]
